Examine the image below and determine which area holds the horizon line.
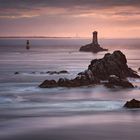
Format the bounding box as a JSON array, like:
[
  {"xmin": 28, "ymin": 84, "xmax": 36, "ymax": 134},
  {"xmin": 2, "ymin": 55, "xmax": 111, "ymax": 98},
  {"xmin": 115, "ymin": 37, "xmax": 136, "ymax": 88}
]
[{"xmin": 0, "ymin": 36, "xmax": 140, "ymax": 39}]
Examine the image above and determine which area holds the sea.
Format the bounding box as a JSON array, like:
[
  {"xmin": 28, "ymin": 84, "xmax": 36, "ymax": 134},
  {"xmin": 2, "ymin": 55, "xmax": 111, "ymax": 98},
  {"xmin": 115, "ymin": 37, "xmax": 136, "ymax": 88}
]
[{"xmin": 0, "ymin": 38, "xmax": 140, "ymax": 140}]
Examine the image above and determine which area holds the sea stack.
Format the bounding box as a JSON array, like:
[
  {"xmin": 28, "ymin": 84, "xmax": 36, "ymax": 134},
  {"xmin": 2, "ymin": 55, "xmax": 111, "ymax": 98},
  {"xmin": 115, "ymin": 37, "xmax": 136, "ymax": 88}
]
[{"xmin": 79, "ymin": 31, "xmax": 108, "ymax": 53}]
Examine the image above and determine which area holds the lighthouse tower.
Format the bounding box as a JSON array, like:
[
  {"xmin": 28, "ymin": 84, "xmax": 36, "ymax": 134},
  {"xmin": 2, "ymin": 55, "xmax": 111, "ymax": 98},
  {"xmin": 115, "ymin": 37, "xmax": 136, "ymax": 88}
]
[
  {"xmin": 79, "ymin": 31, "xmax": 108, "ymax": 53},
  {"xmin": 92, "ymin": 31, "xmax": 98, "ymax": 45}
]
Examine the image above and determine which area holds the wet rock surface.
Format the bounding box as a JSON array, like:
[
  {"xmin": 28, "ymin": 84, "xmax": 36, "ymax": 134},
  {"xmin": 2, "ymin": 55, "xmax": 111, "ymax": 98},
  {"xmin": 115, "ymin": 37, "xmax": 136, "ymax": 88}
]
[
  {"xmin": 124, "ymin": 99, "xmax": 140, "ymax": 108},
  {"xmin": 39, "ymin": 50, "xmax": 139, "ymax": 88}
]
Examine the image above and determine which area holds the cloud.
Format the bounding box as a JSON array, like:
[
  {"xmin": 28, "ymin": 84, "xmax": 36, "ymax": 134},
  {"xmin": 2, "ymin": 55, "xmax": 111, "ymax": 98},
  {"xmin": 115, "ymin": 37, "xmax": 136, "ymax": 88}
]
[
  {"xmin": 0, "ymin": 0, "xmax": 140, "ymax": 9},
  {"xmin": 0, "ymin": 0, "xmax": 140, "ymax": 18},
  {"xmin": 0, "ymin": 0, "xmax": 140, "ymax": 38}
]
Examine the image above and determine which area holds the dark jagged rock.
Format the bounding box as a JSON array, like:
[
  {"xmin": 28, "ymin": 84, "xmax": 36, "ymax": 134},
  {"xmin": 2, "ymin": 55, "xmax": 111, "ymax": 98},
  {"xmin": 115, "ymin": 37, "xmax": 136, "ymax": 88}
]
[
  {"xmin": 79, "ymin": 31, "xmax": 108, "ymax": 53},
  {"xmin": 105, "ymin": 75, "xmax": 134, "ymax": 88},
  {"xmin": 138, "ymin": 67, "xmax": 140, "ymax": 71},
  {"xmin": 124, "ymin": 99, "xmax": 140, "ymax": 108},
  {"xmin": 39, "ymin": 51, "xmax": 139, "ymax": 88},
  {"xmin": 39, "ymin": 73, "xmax": 97, "ymax": 88},
  {"xmin": 88, "ymin": 50, "xmax": 140, "ymax": 80}
]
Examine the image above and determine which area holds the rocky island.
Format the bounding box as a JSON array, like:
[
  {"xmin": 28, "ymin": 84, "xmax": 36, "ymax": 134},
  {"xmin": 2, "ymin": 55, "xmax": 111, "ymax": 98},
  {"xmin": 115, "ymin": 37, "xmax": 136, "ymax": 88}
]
[
  {"xmin": 79, "ymin": 31, "xmax": 108, "ymax": 53},
  {"xmin": 39, "ymin": 50, "xmax": 139, "ymax": 88}
]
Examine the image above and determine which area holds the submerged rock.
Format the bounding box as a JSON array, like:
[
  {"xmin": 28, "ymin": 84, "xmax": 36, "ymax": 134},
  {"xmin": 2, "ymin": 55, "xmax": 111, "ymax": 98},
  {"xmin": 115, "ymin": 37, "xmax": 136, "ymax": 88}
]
[
  {"xmin": 79, "ymin": 31, "xmax": 108, "ymax": 53},
  {"xmin": 124, "ymin": 99, "xmax": 140, "ymax": 108},
  {"xmin": 39, "ymin": 50, "xmax": 139, "ymax": 88}
]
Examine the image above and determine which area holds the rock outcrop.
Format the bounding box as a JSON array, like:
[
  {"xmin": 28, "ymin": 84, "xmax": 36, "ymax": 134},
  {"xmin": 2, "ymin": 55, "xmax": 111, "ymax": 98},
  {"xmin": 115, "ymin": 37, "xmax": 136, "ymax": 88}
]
[
  {"xmin": 39, "ymin": 71, "xmax": 99, "ymax": 88},
  {"xmin": 88, "ymin": 50, "xmax": 139, "ymax": 80},
  {"xmin": 79, "ymin": 31, "xmax": 108, "ymax": 53},
  {"xmin": 124, "ymin": 99, "xmax": 140, "ymax": 108},
  {"xmin": 39, "ymin": 50, "xmax": 139, "ymax": 88}
]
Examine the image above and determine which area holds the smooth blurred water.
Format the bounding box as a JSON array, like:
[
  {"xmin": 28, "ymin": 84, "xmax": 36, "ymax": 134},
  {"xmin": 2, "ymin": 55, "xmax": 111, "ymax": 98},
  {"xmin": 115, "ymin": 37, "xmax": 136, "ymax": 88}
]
[{"xmin": 0, "ymin": 38, "xmax": 140, "ymax": 140}]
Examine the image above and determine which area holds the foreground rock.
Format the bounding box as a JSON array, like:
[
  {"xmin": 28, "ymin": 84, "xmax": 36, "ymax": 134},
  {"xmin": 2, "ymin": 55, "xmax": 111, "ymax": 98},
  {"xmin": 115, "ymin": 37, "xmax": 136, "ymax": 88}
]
[
  {"xmin": 124, "ymin": 99, "xmax": 140, "ymax": 108},
  {"xmin": 88, "ymin": 50, "xmax": 139, "ymax": 79},
  {"xmin": 39, "ymin": 50, "xmax": 139, "ymax": 88},
  {"xmin": 79, "ymin": 31, "xmax": 108, "ymax": 53}
]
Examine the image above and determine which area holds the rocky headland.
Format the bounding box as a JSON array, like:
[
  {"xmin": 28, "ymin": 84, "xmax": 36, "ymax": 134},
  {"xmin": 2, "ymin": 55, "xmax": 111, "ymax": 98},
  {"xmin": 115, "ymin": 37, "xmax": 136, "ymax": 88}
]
[{"xmin": 39, "ymin": 50, "xmax": 139, "ymax": 88}]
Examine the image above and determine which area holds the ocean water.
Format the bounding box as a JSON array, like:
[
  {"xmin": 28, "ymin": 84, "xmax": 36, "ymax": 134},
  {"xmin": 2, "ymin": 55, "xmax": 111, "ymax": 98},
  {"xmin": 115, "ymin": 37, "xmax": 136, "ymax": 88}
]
[{"xmin": 0, "ymin": 38, "xmax": 140, "ymax": 140}]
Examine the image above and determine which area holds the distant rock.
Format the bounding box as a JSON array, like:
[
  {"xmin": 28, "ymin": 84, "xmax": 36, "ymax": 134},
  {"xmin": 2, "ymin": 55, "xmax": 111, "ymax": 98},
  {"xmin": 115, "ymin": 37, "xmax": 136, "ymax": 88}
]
[
  {"xmin": 31, "ymin": 72, "xmax": 36, "ymax": 74},
  {"xmin": 46, "ymin": 70, "xmax": 69, "ymax": 75},
  {"xmin": 39, "ymin": 50, "xmax": 139, "ymax": 88},
  {"xmin": 138, "ymin": 67, "xmax": 140, "ymax": 71},
  {"xmin": 124, "ymin": 99, "xmax": 140, "ymax": 108},
  {"xmin": 14, "ymin": 70, "xmax": 69, "ymax": 75},
  {"xmin": 79, "ymin": 31, "xmax": 108, "ymax": 53}
]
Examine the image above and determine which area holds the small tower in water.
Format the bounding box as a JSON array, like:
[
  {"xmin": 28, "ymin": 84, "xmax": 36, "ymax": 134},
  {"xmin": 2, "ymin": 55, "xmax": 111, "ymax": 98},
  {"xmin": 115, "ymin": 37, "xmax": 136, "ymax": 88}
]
[
  {"xmin": 79, "ymin": 31, "xmax": 108, "ymax": 53},
  {"xmin": 26, "ymin": 40, "xmax": 30, "ymax": 50},
  {"xmin": 92, "ymin": 31, "xmax": 98, "ymax": 45}
]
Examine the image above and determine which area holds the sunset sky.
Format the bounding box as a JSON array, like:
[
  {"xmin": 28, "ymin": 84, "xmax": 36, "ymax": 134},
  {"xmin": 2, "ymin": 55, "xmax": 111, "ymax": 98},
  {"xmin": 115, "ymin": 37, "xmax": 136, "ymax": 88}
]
[{"xmin": 0, "ymin": 0, "xmax": 140, "ymax": 38}]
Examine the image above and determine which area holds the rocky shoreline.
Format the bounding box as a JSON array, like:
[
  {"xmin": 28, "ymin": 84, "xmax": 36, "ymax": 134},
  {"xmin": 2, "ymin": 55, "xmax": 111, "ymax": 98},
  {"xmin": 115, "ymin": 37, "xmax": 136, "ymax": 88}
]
[{"xmin": 39, "ymin": 50, "xmax": 140, "ymax": 88}]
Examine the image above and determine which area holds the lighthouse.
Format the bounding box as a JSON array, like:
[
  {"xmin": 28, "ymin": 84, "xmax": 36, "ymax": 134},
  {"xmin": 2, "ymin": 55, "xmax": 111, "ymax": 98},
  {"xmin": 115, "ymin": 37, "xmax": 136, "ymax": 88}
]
[
  {"xmin": 92, "ymin": 31, "xmax": 98, "ymax": 45},
  {"xmin": 79, "ymin": 31, "xmax": 108, "ymax": 53}
]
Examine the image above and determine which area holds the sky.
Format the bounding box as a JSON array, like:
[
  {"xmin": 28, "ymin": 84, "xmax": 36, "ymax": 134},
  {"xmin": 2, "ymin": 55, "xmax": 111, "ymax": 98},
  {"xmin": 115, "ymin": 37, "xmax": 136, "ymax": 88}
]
[{"xmin": 0, "ymin": 0, "xmax": 140, "ymax": 38}]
